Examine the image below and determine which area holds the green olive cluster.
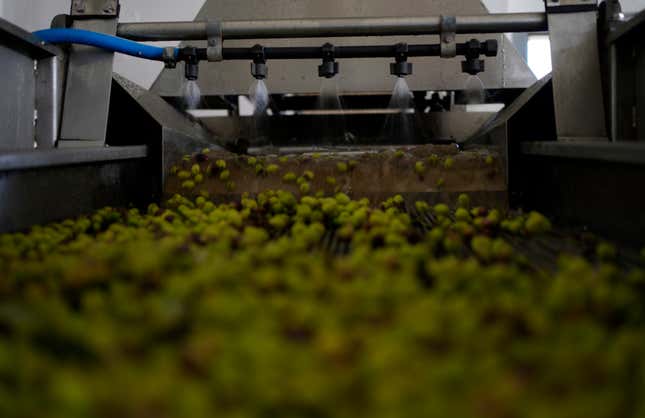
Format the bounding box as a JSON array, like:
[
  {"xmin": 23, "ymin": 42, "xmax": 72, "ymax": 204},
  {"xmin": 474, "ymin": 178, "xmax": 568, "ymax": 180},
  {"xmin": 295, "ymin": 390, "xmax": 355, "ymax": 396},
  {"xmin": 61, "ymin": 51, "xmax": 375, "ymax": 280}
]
[{"xmin": 0, "ymin": 190, "xmax": 644, "ymax": 418}]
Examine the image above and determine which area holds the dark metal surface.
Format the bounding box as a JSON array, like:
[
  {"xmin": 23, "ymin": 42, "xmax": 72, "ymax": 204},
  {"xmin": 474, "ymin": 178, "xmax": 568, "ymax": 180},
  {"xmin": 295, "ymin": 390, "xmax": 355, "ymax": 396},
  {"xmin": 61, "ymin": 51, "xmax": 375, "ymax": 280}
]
[
  {"xmin": 209, "ymin": 41, "xmax": 494, "ymax": 61},
  {"xmin": 0, "ymin": 157, "xmax": 155, "ymax": 234},
  {"xmin": 611, "ymin": 8, "xmax": 645, "ymax": 142},
  {"xmin": 513, "ymin": 151, "xmax": 645, "ymax": 246},
  {"xmin": 117, "ymin": 13, "xmax": 547, "ymax": 41},
  {"xmin": 520, "ymin": 141, "xmax": 645, "ymax": 165},
  {"xmin": 606, "ymin": 7, "xmax": 645, "ymax": 44}
]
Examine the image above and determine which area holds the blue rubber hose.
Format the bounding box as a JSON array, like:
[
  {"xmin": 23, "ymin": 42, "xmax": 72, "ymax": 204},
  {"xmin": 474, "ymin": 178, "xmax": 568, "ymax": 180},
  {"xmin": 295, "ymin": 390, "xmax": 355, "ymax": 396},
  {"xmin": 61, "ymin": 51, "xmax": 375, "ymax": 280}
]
[{"xmin": 34, "ymin": 28, "xmax": 178, "ymax": 61}]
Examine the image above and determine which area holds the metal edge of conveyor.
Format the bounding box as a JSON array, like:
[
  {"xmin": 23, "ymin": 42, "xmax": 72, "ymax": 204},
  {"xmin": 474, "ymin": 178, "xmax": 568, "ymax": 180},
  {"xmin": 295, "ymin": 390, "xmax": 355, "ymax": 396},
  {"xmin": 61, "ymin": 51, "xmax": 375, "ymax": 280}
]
[
  {"xmin": 520, "ymin": 141, "xmax": 645, "ymax": 166},
  {"xmin": 0, "ymin": 146, "xmax": 148, "ymax": 172},
  {"xmin": 0, "ymin": 17, "xmax": 60, "ymax": 58}
]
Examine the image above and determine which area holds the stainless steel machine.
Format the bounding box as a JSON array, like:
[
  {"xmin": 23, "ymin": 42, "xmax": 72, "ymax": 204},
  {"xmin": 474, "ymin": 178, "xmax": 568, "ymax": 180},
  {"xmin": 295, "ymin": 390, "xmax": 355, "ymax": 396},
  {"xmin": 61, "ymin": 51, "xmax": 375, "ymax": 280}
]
[{"xmin": 1, "ymin": 0, "xmax": 643, "ymax": 244}]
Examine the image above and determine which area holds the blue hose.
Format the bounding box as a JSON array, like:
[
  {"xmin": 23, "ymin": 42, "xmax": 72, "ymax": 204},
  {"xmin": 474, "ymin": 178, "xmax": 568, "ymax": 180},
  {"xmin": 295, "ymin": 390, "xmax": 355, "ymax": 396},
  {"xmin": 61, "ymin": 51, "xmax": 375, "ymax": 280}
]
[{"xmin": 34, "ymin": 28, "xmax": 178, "ymax": 61}]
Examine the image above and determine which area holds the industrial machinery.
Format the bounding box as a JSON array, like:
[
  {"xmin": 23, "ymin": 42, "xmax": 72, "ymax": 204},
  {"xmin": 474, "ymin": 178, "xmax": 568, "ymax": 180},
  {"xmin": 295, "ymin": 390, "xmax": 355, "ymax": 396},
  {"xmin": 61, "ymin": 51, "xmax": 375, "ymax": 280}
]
[
  {"xmin": 0, "ymin": 0, "xmax": 644, "ymax": 244},
  {"xmin": 4, "ymin": 2, "xmax": 645, "ymax": 416}
]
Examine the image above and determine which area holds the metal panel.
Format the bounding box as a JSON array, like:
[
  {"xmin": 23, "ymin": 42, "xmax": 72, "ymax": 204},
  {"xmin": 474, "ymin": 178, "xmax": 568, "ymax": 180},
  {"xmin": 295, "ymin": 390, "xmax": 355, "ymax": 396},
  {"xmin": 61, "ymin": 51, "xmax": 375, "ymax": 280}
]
[
  {"xmin": 514, "ymin": 146, "xmax": 645, "ymax": 245},
  {"xmin": 0, "ymin": 155, "xmax": 154, "ymax": 233},
  {"xmin": 152, "ymin": 0, "xmax": 536, "ymax": 96},
  {"xmin": 35, "ymin": 55, "xmax": 66, "ymax": 149},
  {"xmin": 0, "ymin": 45, "xmax": 36, "ymax": 151},
  {"xmin": 547, "ymin": 10, "xmax": 607, "ymax": 141},
  {"xmin": 520, "ymin": 141, "xmax": 645, "ymax": 165},
  {"xmin": 60, "ymin": 19, "xmax": 117, "ymax": 143}
]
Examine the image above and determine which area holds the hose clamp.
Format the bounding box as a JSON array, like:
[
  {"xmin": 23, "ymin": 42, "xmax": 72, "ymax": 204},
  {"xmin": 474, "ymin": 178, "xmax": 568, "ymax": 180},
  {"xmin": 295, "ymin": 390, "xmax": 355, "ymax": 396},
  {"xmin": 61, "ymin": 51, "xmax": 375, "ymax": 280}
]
[
  {"xmin": 440, "ymin": 15, "xmax": 457, "ymax": 58},
  {"xmin": 163, "ymin": 47, "xmax": 177, "ymax": 69},
  {"xmin": 206, "ymin": 19, "xmax": 223, "ymax": 62}
]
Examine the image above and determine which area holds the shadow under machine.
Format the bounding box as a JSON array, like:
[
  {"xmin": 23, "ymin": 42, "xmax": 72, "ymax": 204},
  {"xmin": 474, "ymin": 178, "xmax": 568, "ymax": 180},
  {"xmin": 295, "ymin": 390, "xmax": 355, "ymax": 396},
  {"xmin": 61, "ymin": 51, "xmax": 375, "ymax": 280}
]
[{"xmin": 0, "ymin": 0, "xmax": 643, "ymax": 244}]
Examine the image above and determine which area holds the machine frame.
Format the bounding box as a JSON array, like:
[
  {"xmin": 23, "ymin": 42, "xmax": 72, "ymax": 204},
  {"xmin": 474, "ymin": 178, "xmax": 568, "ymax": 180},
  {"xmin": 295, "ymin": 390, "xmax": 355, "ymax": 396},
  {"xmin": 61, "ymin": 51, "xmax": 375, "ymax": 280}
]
[{"xmin": 1, "ymin": 0, "xmax": 644, "ymax": 242}]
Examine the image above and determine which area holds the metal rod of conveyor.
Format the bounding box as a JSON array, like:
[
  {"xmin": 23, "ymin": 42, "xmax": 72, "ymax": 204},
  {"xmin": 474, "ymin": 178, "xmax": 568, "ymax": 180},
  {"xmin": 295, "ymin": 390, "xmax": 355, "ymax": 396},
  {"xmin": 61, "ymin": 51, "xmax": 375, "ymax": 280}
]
[{"xmin": 116, "ymin": 13, "xmax": 547, "ymax": 41}]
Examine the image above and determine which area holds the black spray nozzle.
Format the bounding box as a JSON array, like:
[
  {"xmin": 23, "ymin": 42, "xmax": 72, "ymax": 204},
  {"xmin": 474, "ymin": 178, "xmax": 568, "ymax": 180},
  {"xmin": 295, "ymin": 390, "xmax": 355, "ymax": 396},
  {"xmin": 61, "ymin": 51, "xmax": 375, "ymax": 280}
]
[
  {"xmin": 390, "ymin": 43, "xmax": 413, "ymax": 77},
  {"xmin": 318, "ymin": 43, "xmax": 339, "ymax": 78},
  {"xmin": 179, "ymin": 46, "xmax": 200, "ymax": 81},
  {"xmin": 251, "ymin": 44, "xmax": 268, "ymax": 79},
  {"xmin": 460, "ymin": 39, "xmax": 497, "ymax": 75}
]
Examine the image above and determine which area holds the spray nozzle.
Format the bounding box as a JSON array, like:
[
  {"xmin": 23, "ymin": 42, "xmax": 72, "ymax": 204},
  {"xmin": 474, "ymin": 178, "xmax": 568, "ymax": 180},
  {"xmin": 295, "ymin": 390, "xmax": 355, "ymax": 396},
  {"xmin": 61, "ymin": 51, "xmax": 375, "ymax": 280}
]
[
  {"xmin": 390, "ymin": 43, "xmax": 413, "ymax": 78},
  {"xmin": 318, "ymin": 43, "xmax": 339, "ymax": 78},
  {"xmin": 251, "ymin": 44, "xmax": 268, "ymax": 80},
  {"xmin": 178, "ymin": 46, "xmax": 200, "ymax": 81},
  {"xmin": 461, "ymin": 39, "xmax": 497, "ymax": 76}
]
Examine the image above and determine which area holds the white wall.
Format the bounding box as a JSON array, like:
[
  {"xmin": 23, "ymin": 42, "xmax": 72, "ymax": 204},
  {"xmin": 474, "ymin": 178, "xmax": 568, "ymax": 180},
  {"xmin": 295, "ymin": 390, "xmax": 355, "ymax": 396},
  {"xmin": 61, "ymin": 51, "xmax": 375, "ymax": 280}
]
[
  {"xmin": 482, "ymin": 0, "xmax": 542, "ymax": 13},
  {"xmin": 620, "ymin": 0, "xmax": 645, "ymax": 13}
]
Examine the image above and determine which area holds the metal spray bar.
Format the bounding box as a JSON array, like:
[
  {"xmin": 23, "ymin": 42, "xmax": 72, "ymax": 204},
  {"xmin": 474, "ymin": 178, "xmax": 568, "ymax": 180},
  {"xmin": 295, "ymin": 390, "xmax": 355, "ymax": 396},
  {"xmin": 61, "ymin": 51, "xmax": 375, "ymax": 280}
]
[
  {"xmin": 187, "ymin": 41, "xmax": 496, "ymax": 61},
  {"xmin": 116, "ymin": 13, "xmax": 548, "ymax": 42}
]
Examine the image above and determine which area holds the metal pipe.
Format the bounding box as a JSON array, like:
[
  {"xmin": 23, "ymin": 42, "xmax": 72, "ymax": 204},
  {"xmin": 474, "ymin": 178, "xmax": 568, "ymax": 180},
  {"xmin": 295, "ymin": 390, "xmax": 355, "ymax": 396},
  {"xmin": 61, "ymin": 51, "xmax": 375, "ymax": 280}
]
[
  {"xmin": 117, "ymin": 13, "xmax": 547, "ymax": 41},
  {"xmin": 217, "ymin": 44, "xmax": 443, "ymax": 60},
  {"xmin": 191, "ymin": 41, "xmax": 491, "ymax": 61}
]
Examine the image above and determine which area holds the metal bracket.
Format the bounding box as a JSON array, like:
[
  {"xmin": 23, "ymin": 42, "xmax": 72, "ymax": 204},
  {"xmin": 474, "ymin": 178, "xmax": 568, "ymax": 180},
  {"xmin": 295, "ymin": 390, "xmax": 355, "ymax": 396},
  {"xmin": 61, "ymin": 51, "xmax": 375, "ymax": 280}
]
[
  {"xmin": 440, "ymin": 15, "xmax": 457, "ymax": 58},
  {"xmin": 206, "ymin": 19, "xmax": 223, "ymax": 62},
  {"xmin": 163, "ymin": 47, "xmax": 177, "ymax": 69},
  {"xmin": 71, "ymin": 0, "xmax": 119, "ymax": 18}
]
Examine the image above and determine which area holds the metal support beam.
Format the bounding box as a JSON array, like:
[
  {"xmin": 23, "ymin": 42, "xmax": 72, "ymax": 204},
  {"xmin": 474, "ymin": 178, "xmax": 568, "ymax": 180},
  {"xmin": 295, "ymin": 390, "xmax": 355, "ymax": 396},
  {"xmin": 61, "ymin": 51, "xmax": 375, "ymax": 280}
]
[
  {"xmin": 546, "ymin": 0, "xmax": 608, "ymax": 141},
  {"xmin": 117, "ymin": 13, "xmax": 548, "ymax": 41},
  {"xmin": 0, "ymin": 18, "xmax": 61, "ymax": 152},
  {"xmin": 59, "ymin": 0, "xmax": 119, "ymax": 144}
]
